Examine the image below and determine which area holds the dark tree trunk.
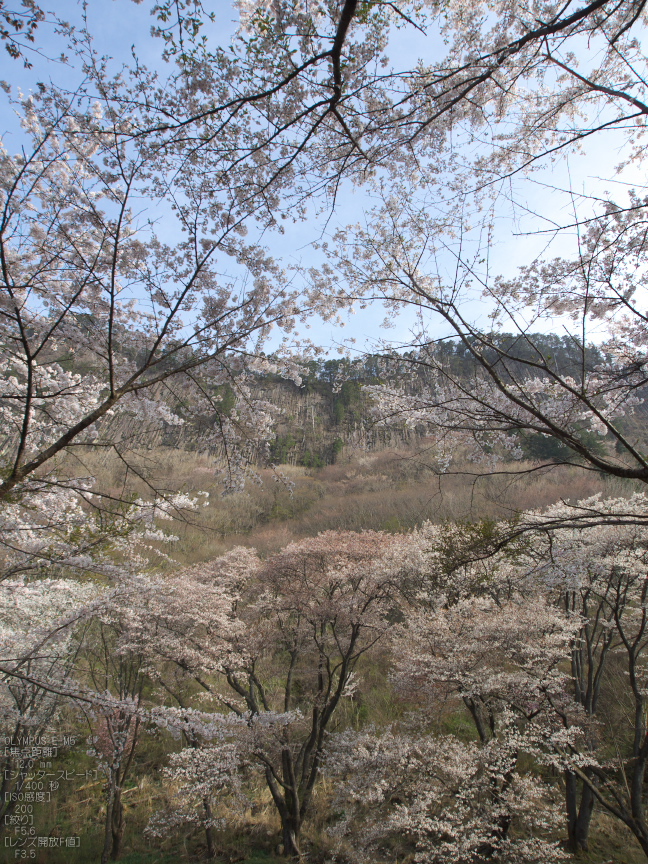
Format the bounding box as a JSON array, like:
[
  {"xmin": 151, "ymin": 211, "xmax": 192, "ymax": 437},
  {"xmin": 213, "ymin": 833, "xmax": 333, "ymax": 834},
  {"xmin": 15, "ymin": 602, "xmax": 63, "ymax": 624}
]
[
  {"xmin": 630, "ymin": 820, "xmax": 648, "ymax": 858},
  {"xmin": 203, "ymin": 796, "xmax": 216, "ymax": 859},
  {"xmin": 110, "ymin": 788, "xmax": 125, "ymax": 860},
  {"xmin": 281, "ymin": 814, "xmax": 301, "ymax": 858},
  {"xmin": 565, "ymin": 770, "xmax": 595, "ymax": 851},
  {"xmin": 101, "ymin": 782, "xmax": 116, "ymax": 864},
  {"xmin": 264, "ymin": 768, "xmax": 303, "ymax": 859}
]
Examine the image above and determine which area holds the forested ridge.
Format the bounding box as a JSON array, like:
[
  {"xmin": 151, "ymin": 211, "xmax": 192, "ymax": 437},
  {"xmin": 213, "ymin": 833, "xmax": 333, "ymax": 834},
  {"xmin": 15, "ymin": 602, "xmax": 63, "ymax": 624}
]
[{"xmin": 71, "ymin": 332, "xmax": 642, "ymax": 470}]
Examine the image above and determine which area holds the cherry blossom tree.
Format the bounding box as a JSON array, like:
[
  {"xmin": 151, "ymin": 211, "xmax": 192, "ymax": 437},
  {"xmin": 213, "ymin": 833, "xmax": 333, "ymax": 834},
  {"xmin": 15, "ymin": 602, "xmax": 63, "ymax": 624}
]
[
  {"xmin": 122, "ymin": 534, "xmax": 405, "ymax": 857},
  {"xmin": 373, "ymin": 537, "xmax": 579, "ymax": 859},
  {"xmin": 140, "ymin": 0, "xmax": 648, "ymax": 204},
  {"xmin": 145, "ymin": 737, "xmax": 248, "ymax": 859},
  {"xmin": 0, "ymin": 549, "xmax": 248, "ymax": 859},
  {"xmin": 0, "ymin": 1, "xmax": 44, "ymax": 65},
  {"xmin": 325, "ymin": 725, "xmax": 568, "ymax": 864},
  {"xmin": 0, "ymin": 481, "xmax": 213, "ymax": 851},
  {"xmin": 0, "ymin": 86, "xmax": 302, "ymax": 473},
  {"xmin": 85, "ymin": 549, "xmax": 256, "ymax": 857},
  {"xmin": 0, "ymin": 576, "xmax": 102, "ymax": 833},
  {"xmin": 319, "ymin": 193, "xmax": 648, "ymax": 508},
  {"xmin": 0, "ymin": 23, "xmax": 320, "ymax": 572},
  {"xmin": 5, "ymin": 1, "xmax": 648, "ymax": 856},
  {"xmin": 6, "ymin": 0, "xmax": 648, "ymax": 489},
  {"xmin": 0, "ymin": 480, "xmax": 206, "ymax": 585},
  {"xmin": 393, "ymin": 502, "xmax": 648, "ymax": 858},
  {"xmin": 220, "ymin": 531, "xmax": 402, "ymax": 856},
  {"xmin": 86, "ymin": 699, "xmax": 143, "ymax": 864},
  {"xmin": 502, "ymin": 499, "xmax": 648, "ymax": 856},
  {"xmin": 80, "ymin": 603, "xmax": 152, "ymax": 863},
  {"xmin": 187, "ymin": 0, "xmax": 646, "ymax": 520}
]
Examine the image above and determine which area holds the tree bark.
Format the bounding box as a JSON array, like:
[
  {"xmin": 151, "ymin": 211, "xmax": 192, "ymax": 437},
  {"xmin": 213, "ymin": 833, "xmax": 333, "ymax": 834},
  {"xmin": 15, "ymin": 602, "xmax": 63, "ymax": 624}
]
[
  {"xmin": 281, "ymin": 814, "xmax": 301, "ymax": 858},
  {"xmin": 203, "ymin": 796, "xmax": 216, "ymax": 859},
  {"xmin": 565, "ymin": 770, "xmax": 595, "ymax": 851},
  {"xmin": 110, "ymin": 787, "xmax": 125, "ymax": 859},
  {"xmin": 101, "ymin": 779, "xmax": 116, "ymax": 864}
]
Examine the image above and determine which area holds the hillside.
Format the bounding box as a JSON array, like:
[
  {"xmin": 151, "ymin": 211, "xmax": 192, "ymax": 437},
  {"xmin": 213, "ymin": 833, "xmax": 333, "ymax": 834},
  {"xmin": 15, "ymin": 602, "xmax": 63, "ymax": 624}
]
[{"xmin": 102, "ymin": 334, "xmax": 648, "ymax": 474}]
